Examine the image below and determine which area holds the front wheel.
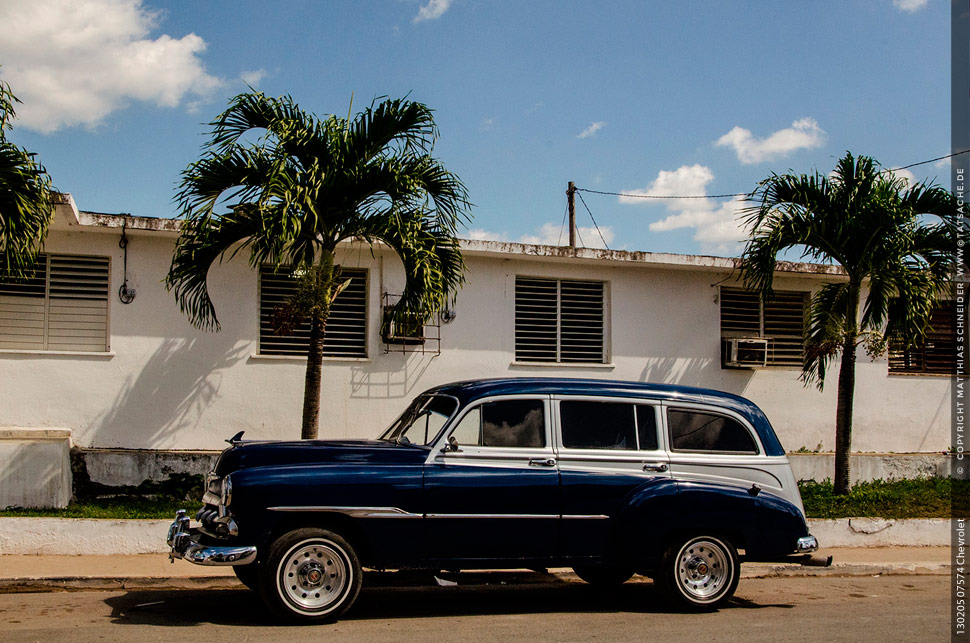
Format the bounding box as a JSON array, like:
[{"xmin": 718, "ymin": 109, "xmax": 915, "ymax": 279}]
[
  {"xmin": 661, "ymin": 535, "xmax": 739, "ymax": 610},
  {"xmin": 258, "ymin": 527, "xmax": 362, "ymax": 622}
]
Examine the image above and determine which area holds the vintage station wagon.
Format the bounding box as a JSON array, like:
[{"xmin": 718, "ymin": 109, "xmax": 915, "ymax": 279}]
[{"xmin": 167, "ymin": 378, "xmax": 823, "ymax": 621}]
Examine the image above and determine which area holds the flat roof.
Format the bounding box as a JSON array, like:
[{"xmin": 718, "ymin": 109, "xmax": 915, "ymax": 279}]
[{"xmin": 54, "ymin": 193, "xmax": 844, "ymax": 277}]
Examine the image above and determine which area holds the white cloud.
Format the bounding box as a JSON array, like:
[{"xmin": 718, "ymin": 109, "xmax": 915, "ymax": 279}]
[
  {"xmin": 620, "ymin": 164, "xmax": 750, "ymax": 253},
  {"xmin": 413, "ymin": 0, "xmax": 452, "ymax": 23},
  {"xmin": 894, "ymin": 0, "xmax": 928, "ymax": 12},
  {"xmin": 0, "ymin": 0, "xmax": 223, "ymax": 133},
  {"xmin": 577, "ymin": 121, "xmax": 606, "ymax": 139},
  {"xmin": 716, "ymin": 117, "xmax": 826, "ymax": 165},
  {"xmin": 241, "ymin": 69, "xmax": 268, "ymax": 88},
  {"xmin": 465, "ymin": 223, "xmax": 614, "ymax": 249},
  {"xmin": 887, "ymin": 167, "xmax": 916, "ymax": 187}
]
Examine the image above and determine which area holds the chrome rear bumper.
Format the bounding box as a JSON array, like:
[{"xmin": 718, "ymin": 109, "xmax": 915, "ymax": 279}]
[
  {"xmin": 796, "ymin": 535, "xmax": 819, "ymax": 553},
  {"xmin": 167, "ymin": 510, "xmax": 257, "ymax": 566}
]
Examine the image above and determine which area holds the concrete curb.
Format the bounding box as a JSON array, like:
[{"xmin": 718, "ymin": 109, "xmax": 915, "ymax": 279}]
[{"xmin": 0, "ymin": 516, "xmax": 952, "ymax": 555}]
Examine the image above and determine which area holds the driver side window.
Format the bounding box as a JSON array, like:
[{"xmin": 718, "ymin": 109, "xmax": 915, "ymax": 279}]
[{"xmin": 450, "ymin": 399, "xmax": 545, "ymax": 448}]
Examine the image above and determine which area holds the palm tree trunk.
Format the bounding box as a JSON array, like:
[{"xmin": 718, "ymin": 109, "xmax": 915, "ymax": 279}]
[
  {"xmin": 301, "ymin": 312, "xmax": 327, "ymax": 440},
  {"xmin": 300, "ymin": 252, "xmax": 335, "ymax": 440},
  {"xmin": 833, "ymin": 283, "xmax": 861, "ymax": 496}
]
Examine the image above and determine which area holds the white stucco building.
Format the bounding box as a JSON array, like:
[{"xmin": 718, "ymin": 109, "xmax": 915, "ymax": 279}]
[{"xmin": 0, "ymin": 194, "xmax": 954, "ymax": 462}]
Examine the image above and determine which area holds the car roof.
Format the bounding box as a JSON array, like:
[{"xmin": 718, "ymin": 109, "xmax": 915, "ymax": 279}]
[{"xmin": 422, "ymin": 377, "xmax": 784, "ymax": 456}]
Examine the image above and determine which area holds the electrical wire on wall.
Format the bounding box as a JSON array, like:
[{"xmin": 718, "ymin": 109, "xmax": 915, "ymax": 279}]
[{"xmin": 118, "ymin": 215, "xmax": 136, "ymax": 304}]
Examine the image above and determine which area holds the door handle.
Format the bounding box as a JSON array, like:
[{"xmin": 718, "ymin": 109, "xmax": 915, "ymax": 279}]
[
  {"xmin": 642, "ymin": 462, "xmax": 669, "ymax": 472},
  {"xmin": 529, "ymin": 458, "xmax": 557, "ymax": 467}
]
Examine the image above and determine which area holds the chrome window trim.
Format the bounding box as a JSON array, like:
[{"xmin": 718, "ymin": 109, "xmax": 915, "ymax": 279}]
[
  {"xmin": 660, "ymin": 401, "xmax": 764, "ymax": 456},
  {"xmin": 426, "ymin": 513, "xmax": 559, "ymax": 520},
  {"xmin": 550, "ymin": 394, "xmax": 667, "ymax": 455},
  {"xmin": 266, "ymin": 506, "xmax": 608, "ymax": 521},
  {"xmin": 267, "ymin": 506, "xmax": 422, "ymax": 519},
  {"xmin": 425, "ymin": 394, "xmax": 554, "ymax": 465}
]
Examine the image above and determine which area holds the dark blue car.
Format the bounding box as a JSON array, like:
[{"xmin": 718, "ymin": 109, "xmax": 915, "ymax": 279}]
[{"xmin": 168, "ymin": 378, "xmax": 822, "ymax": 621}]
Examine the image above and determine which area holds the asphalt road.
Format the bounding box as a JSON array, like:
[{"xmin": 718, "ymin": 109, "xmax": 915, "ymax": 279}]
[{"xmin": 0, "ymin": 575, "xmax": 951, "ymax": 642}]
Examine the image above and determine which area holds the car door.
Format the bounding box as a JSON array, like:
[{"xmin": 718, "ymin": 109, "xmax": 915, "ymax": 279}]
[
  {"xmin": 423, "ymin": 395, "xmax": 560, "ymax": 562},
  {"xmin": 554, "ymin": 396, "xmax": 671, "ymax": 559}
]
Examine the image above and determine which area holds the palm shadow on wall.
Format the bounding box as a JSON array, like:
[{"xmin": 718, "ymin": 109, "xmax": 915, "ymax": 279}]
[
  {"xmin": 93, "ymin": 335, "xmax": 249, "ymax": 447},
  {"xmin": 637, "ymin": 356, "xmax": 755, "ymax": 396}
]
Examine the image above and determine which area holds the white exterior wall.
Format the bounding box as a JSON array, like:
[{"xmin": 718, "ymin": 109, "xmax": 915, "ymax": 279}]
[{"xmin": 0, "ymin": 202, "xmax": 951, "ymax": 454}]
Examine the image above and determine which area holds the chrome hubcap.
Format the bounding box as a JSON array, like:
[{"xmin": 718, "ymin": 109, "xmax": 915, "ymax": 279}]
[
  {"xmin": 677, "ymin": 539, "xmax": 731, "ymax": 602},
  {"xmin": 278, "ymin": 541, "xmax": 349, "ymax": 613}
]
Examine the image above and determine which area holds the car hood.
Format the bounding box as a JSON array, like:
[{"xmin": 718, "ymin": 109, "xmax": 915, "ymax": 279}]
[{"xmin": 213, "ymin": 439, "xmax": 429, "ymax": 476}]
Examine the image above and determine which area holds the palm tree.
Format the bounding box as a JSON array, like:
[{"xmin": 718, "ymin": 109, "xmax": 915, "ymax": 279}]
[
  {"xmin": 0, "ymin": 76, "xmax": 53, "ymax": 278},
  {"xmin": 740, "ymin": 152, "xmax": 956, "ymax": 495},
  {"xmin": 166, "ymin": 92, "xmax": 470, "ymax": 439}
]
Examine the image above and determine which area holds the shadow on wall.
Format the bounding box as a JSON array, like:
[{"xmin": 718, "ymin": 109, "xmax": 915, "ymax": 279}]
[
  {"xmin": 92, "ymin": 335, "xmax": 249, "ymax": 447},
  {"xmin": 638, "ymin": 356, "xmax": 755, "ymax": 396},
  {"xmin": 349, "ymin": 352, "xmax": 437, "ymax": 400}
]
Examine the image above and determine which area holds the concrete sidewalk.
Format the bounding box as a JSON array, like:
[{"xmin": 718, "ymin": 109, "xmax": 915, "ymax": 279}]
[{"xmin": 0, "ymin": 547, "xmax": 951, "ymax": 592}]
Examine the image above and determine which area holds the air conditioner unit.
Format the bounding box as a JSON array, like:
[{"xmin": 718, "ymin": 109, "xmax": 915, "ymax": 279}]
[{"xmin": 722, "ymin": 337, "xmax": 768, "ymax": 368}]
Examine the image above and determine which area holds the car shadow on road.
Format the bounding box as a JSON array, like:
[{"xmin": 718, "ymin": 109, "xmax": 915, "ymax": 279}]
[{"xmin": 104, "ymin": 576, "xmax": 794, "ymax": 626}]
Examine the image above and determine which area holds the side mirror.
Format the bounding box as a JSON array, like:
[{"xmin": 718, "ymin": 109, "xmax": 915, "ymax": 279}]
[{"xmin": 442, "ymin": 435, "xmax": 462, "ymax": 453}]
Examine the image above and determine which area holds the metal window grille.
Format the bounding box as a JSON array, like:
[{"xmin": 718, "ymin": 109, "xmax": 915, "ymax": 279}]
[
  {"xmin": 720, "ymin": 287, "xmax": 806, "ymax": 367},
  {"xmin": 888, "ymin": 302, "xmax": 960, "ymax": 375},
  {"xmin": 0, "ymin": 254, "xmax": 110, "ymax": 352},
  {"xmin": 258, "ymin": 265, "xmax": 367, "ymax": 358},
  {"xmin": 515, "ymin": 276, "xmax": 605, "ymax": 363}
]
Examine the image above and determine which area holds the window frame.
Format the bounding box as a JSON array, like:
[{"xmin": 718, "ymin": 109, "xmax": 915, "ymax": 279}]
[
  {"xmin": 513, "ymin": 275, "xmax": 609, "ymax": 365},
  {"xmin": 552, "ymin": 395, "xmax": 665, "ymax": 455},
  {"xmin": 664, "ymin": 403, "xmax": 762, "ymax": 456},
  {"xmin": 888, "ymin": 300, "xmax": 961, "ymax": 376},
  {"xmin": 441, "ymin": 395, "xmax": 554, "ymax": 455},
  {"xmin": 719, "ymin": 286, "xmax": 808, "ymax": 368},
  {"xmin": 0, "ymin": 252, "xmax": 111, "ymax": 354},
  {"xmin": 257, "ymin": 264, "xmax": 369, "ymax": 359}
]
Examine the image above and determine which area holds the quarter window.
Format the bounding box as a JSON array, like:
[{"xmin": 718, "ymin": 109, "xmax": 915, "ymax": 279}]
[
  {"xmin": 514, "ymin": 276, "xmax": 605, "ymax": 363},
  {"xmin": 259, "ymin": 265, "xmax": 367, "ymax": 357},
  {"xmin": 559, "ymin": 401, "xmax": 659, "ymax": 451},
  {"xmin": 450, "ymin": 399, "xmax": 546, "ymax": 448},
  {"xmin": 0, "ymin": 254, "xmax": 110, "ymax": 352},
  {"xmin": 667, "ymin": 409, "xmax": 758, "ymax": 454}
]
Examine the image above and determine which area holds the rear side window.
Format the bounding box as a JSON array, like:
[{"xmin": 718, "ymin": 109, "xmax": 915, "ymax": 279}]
[
  {"xmin": 559, "ymin": 401, "xmax": 661, "ymax": 451},
  {"xmin": 560, "ymin": 401, "xmax": 636, "ymax": 450},
  {"xmin": 450, "ymin": 399, "xmax": 546, "ymax": 448},
  {"xmin": 667, "ymin": 409, "xmax": 758, "ymax": 454}
]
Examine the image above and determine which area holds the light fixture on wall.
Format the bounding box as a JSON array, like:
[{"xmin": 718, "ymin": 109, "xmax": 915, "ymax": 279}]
[{"xmin": 118, "ymin": 215, "xmax": 136, "ymax": 304}]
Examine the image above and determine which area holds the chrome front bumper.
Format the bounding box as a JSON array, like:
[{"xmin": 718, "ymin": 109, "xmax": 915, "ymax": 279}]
[{"xmin": 166, "ymin": 509, "xmax": 257, "ymax": 566}]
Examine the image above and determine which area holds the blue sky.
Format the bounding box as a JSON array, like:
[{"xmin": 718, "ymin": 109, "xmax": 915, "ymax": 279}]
[{"xmin": 0, "ymin": 0, "xmax": 952, "ymax": 256}]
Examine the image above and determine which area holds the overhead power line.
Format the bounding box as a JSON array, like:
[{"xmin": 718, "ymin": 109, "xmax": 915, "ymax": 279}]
[{"xmin": 575, "ymin": 149, "xmax": 970, "ymax": 201}]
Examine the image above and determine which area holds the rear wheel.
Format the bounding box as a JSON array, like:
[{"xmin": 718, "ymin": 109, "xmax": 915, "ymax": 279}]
[
  {"xmin": 661, "ymin": 535, "xmax": 739, "ymax": 610},
  {"xmin": 572, "ymin": 564, "xmax": 634, "ymax": 586},
  {"xmin": 258, "ymin": 527, "xmax": 362, "ymax": 622}
]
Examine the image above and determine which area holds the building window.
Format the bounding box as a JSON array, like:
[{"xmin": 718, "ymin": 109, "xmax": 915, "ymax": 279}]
[
  {"xmin": 514, "ymin": 276, "xmax": 606, "ymax": 363},
  {"xmin": 0, "ymin": 254, "xmax": 110, "ymax": 352},
  {"xmin": 889, "ymin": 301, "xmax": 959, "ymax": 375},
  {"xmin": 719, "ymin": 287, "xmax": 807, "ymax": 367},
  {"xmin": 258, "ymin": 265, "xmax": 367, "ymax": 358}
]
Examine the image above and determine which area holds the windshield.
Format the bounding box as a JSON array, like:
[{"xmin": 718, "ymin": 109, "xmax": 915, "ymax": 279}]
[{"xmin": 380, "ymin": 394, "xmax": 459, "ymax": 446}]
